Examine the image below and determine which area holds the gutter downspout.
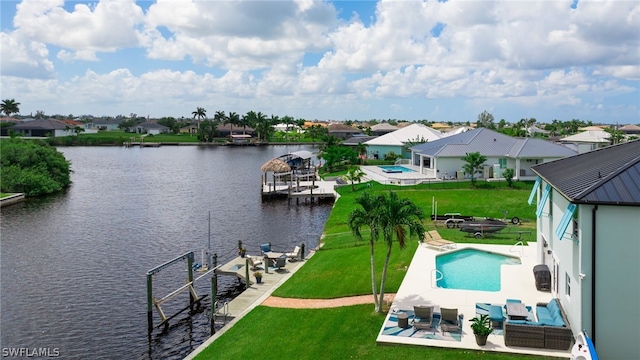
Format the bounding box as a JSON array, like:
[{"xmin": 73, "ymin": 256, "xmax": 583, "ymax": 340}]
[{"xmin": 591, "ymin": 204, "xmax": 598, "ymax": 345}]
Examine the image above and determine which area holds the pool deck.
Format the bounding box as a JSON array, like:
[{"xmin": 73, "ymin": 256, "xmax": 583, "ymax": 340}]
[
  {"xmin": 377, "ymin": 242, "xmax": 571, "ymax": 358},
  {"xmin": 361, "ymin": 165, "xmax": 433, "ymax": 185}
]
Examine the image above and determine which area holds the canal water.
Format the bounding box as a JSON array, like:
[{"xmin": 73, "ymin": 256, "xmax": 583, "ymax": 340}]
[{"xmin": 0, "ymin": 145, "xmax": 333, "ymax": 359}]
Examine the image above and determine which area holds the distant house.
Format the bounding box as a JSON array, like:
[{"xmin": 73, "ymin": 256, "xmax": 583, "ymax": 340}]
[
  {"xmin": 9, "ymin": 119, "xmax": 75, "ymax": 137},
  {"xmin": 327, "ymin": 123, "xmax": 362, "ymax": 140},
  {"xmin": 133, "ymin": 122, "xmax": 169, "ymax": 135},
  {"xmin": 619, "ymin": 124, "xmax": 640, "ymax": 136},
  {"xmin": 410, "ymin": 128, "xmax": 577, "ymax": 180},
  {"xmin": 365, "ymin": 123, "xmax": 443, "ymax": 160},
  {"xmin": 217, "ymin": 124, "xmax": 254, "ymax": 137},
  {"xmin": 179, "ymin": 124, "xmax": 198, "ymax": 135},
  {"xmin": 559, "ymin": 130, "xmax": 611, "ymax": 153},
  {"xmin": 89, "ymin": 118, "xmax": 122, "ymax": 131},
  {"xmin": 530, "ymin": 140, "xmax": 640, "ymax": 359},
  {"xmin": 370, "ymin": 123, "xmax": 398, "ymax": 136}
]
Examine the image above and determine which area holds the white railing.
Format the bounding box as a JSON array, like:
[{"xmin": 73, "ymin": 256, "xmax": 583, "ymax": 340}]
[
  {"xmin": 394, "ymin": 158, "xmax": 411, "ymax": 165},
  {"xmin": 510, "ymin": 241, "xmax": 524, "ymax": 258},
  {"xmin": 431, "ymin": 268, "xmax": 444, "ymax": 288}
]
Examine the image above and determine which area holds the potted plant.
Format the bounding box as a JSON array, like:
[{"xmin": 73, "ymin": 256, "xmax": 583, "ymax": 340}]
[
  {"xmin": 469, "ymin": 314, "xmax": 492, "ymax": 346},
  {"xmin": 253, "ymin": 271, "xmax": 262, "ymax": 284},
  {"xmin": 238, "ymin": 247, "xmax": 246, "ymax": 258}
]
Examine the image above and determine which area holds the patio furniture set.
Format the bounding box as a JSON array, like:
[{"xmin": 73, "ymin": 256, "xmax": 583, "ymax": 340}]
[
  {"xmin": 503, "ymin": 298, "xmax": 573, "ymax": 350},
  {"xmin": 246, "ymin": 244, "xmax": 302, "ymax": 273},
  {"xmin": 405, "ymin": 306, "xmax": 464, "ymax": 336}
]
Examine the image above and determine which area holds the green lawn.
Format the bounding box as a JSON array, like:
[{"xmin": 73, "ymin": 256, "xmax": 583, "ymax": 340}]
[
  {"xmin": 195, "ymin": 305, "xmax": 554, "ymax": 360},
  {"xmin": 195, "ymin": 181, "xmax": 546, "ymax": 359}
]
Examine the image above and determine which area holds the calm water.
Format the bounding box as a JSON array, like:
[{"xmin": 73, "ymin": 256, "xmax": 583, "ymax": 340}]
[{"xmin": 0, "ymin": 145, "xmax": 332, "ymax": 359}]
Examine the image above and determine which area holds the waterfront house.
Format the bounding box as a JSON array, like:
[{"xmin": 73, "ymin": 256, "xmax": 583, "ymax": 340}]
[
  {"xmin": 9, "ymin": 119, "xmax": 74, "ymax": 137},
  {"xmin": 133, "ymin": 121, "xmax": 170, "ymax": 135},
  {"xmin": 530, "ymin": 140, "xmax": 640, "ymax": 359},
  {"xmin": 365, "ymin": 123, "xmax": 443, "ymax": 160},
  {"xmin": 410, "ymin": 128, "xmax": 577, "ymax": 180}
]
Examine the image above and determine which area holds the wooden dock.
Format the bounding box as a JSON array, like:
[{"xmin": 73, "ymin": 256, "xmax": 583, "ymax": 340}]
[
  {"xmin": 213, "ymin": 254, "xmax": 309, "ymax": 317},
  {"xmin": 261, "ymin": 180, "xmax": 339, "ymax": 202}
]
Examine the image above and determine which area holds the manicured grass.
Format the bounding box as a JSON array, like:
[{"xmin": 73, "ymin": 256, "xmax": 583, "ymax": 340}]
[
  {"xmin": 194, "ymin": 305, "xmax": 553, "ymax": 360},
  {"xmin": 197, "ymin": 183, "xmax": 548, "ymax": 359}
]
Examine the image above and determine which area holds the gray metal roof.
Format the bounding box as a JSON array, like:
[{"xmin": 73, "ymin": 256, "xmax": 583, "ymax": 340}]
[
  {"xmin": 11, "ymin": 119, "xmax": 69, "ymax": 130},
  {"xmin": 342, "ymin": 136, "xmax": 377, "ymax": 145},
  {"xmin": 411, "ymin": 128, "xmax": 576, "ymax": 158},
  {"xmin": 531, "ymin": 140, "xmax": 640, "ymax": 205}
]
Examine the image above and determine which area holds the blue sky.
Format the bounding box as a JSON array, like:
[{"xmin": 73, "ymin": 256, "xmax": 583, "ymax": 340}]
[{"xmin": 1, "ymin": 0, "xmax": 638, "ymax": 124}]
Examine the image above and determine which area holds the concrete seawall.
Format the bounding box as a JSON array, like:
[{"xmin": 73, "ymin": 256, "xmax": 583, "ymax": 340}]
[{"xmin": 0, "ymin": 193, "xmax": 25, "ymax": 207}]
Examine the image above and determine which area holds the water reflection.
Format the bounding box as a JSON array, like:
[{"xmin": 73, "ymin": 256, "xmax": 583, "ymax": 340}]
[{"xmin": 1, "ymin": 145, "xmax": 332, "ymax": 359}]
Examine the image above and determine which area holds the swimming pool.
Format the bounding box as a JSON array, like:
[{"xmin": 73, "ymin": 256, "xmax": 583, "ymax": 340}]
[
  {"xmin": 378, "ymin": 165, "xmax": 415, "ymax": 173},
  {"xmin": 436, "ymin": 248, "xmax": 521, "ymax": 291}
]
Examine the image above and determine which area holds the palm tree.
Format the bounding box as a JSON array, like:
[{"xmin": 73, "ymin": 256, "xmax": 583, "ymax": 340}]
[
  {"xmin": 376, "ymin": 192, "xmax": 425, "ymax": 313},
  {"xmin": 348, "ymin": 192, "xmax": 384, "ymax": 312},
  {"xmin": 461, "ymin": 152, "xmax": 487, "ymax": 185},
  {"xmin": 192, "ymin": 107, "xmax": 206, "ymax": 129},
  {"xmin": 1, "ymin": 99, "xmax": 20, "ymax": 117},
  {"xmin": 342, "ymin": 166, "xmax": 365, "ymax": 191}
]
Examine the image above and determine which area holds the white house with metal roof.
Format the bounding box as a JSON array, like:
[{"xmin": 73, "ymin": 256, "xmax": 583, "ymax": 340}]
[
  {"xmin": 559, "ymin": 130, "xmax": 611, "ymax": 153},
  {"xmin": 364, "ymin": 123, "xmax": 443, "ymax": 160},
  {"xmin": 410, "ymin": 128, "xmax": 577, "ymax": 180},
  {"xmin": 529, "ymin": 140, "xmax": 640, "ymax": 359}
]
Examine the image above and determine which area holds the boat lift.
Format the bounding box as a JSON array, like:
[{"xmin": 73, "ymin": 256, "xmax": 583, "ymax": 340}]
[{"xmin": 146, "ymin": 251, "xmax": 220, "ymax": 333}]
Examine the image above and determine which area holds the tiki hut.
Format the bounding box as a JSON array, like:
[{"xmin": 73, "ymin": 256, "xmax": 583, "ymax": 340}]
[{"xmin": 261, "ymin": 158, "xmax": 293, "ymax": 193}]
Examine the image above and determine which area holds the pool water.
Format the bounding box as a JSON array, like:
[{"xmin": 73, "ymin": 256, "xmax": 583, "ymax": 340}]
[
  {"xmin": 379, "ymin": 165, "xmax": 415, "ymax": 173},
  {"xmin": 436, "ymin": 248, "xmax": 521, "ymax": 291}
]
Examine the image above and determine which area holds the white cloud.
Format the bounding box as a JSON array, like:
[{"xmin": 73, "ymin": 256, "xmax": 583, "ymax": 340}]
[
  {"xmin": 14, "ymin": 0, "xmax": 144, "ymax": 51},
  {"xmin": 0, "ymin": 0, "xmax": 638, "ymax": 123},
  {"xmin": 0, "ymin": 31, "xmax": 54, "ymax": 79}
]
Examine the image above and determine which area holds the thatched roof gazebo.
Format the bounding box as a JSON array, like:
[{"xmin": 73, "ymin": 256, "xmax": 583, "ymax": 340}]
[{"xmin": 261, "ymin": 158, "xmax": 291, "ymax": 173}]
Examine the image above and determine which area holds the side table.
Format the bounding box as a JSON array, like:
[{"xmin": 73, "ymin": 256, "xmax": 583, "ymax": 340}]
[{"xmin": 397, "ymin": 313, "xmax": 409, "ymax": 329}]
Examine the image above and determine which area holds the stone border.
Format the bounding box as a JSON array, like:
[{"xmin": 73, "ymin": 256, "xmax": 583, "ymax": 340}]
[{"xmin": 0, "ymin": 193, "xmax": 25, "ymax": 207}]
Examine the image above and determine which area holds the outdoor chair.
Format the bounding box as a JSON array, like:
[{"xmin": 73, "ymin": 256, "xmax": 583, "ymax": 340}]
[
  {"xmin": 285, "ymin": 246, "xmax": 301, "ymax": 261},
  {"xmin": 273, "ymin": 256, "xmax": 287, "ymax": 271},
  {"xmin": 440, "ymin": 308, "xmax": 463, "ymax": 335},
  {"xmin": 411, "ymin": 306, "xmax": 434, "ymax": 331},
  {"xmin": 422, "ymin": 232, "xmax": 453, "ymax": 251},
  {"xmin": 427, "ymin": 230, "xmax": 457, "ymax": 249},
  {"xmin": 247, "ymin": 256, "xmax": 263, "ymax": 271}
]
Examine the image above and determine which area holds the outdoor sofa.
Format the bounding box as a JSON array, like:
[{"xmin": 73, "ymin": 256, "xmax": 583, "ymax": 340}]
[{"xmin": 504, "ymin": 298, "xmax": 573, "ymax": 350}]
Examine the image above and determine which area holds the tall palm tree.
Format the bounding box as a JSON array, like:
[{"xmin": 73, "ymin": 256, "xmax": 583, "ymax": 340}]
[
  {"xmin": 192, "ymin": 107, "xmax": 206, "ymax": 129},
  {"xmin": 348, "ymin": 192, "xmax": 384, "ymax": 312},
  {"xmin": 376, "ymin": 192, "xmax": 425, "ymax": 313},
  {"xmin": 342, "ymin": 166, "xmax": 365, "ymax": 191},
  {"xmin": 1, "ymin": 99, "xmax": 20, "ymax": 117}
]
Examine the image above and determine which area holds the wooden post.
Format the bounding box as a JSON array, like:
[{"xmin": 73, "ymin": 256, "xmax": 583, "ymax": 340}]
[
  {"xmin": 301, "ymin": 243, "xmax": 305, "ymax": 261},
  {"xmin": 147, "ymin": 273, "xmax": 153, "ymax": 332},
  {"xmin": 245, "ymin": 258, "xmax": 250, "ymax": 289},
  {"xmin": 213, "ymin": 253, "xmax": 218, "ymax": 293},
  {"xmin": 187, "ymin": 253, "xmax": 195, "ymax": 312},
  {"xmin": 210, "ymin": 275, "xmax": 216, "ymax": 335}
]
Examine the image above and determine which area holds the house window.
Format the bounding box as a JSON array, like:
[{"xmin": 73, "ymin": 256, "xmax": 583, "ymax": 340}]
[
  {"xmin": 549, "ymin": 191, "xmax": 553, "ymax": 217},
  {"xmin": 565, "ymin": 273, "xmax": 571, "ymax": 297},
  {"xmin": 572, "ymin": 211, "xmax": 579, "ymax": 238},
  {"xmin": 499, "ymin": 158, "xmax": 507, "ymax": 169}
]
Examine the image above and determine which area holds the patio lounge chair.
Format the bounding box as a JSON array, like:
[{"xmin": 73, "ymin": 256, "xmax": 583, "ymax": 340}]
[
  {"xmin": 440, "ymin": 308, "xmax": 463, "ymax": 335},
  {"xmin": 273, "ymin": 256, "xmax": 287, "ymax": 271},
  {"xmin": 285, "ymin": 246, "xmax": 301, "ymax": 262},
  {"xmin": 422, "ymin": 232, "xmax": 453, "ymax": 251},
  {"xmin": 411, "ymin": 306, "xmax": 434, "ymax": 331},
  {"xmin": 247, "ymin": 256, "xmax": 263, "ymax": 271},
  {"xmin": 426, "ymin": 230, "xmax": 457, "ymax": 249}
]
